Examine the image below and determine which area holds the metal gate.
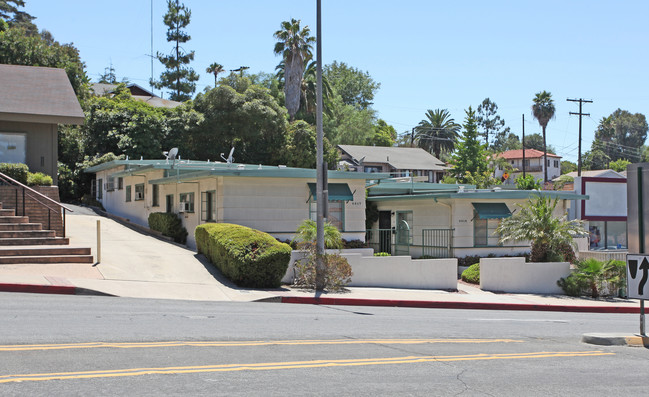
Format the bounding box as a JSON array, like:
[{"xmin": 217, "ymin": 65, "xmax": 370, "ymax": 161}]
[
  {"xmin": 395, "ymin": 219, "xmax": 410, "ymax": 256},
  {"xmin": 422, "ymin": 228, "xmax": 454, "ymax": 258}
]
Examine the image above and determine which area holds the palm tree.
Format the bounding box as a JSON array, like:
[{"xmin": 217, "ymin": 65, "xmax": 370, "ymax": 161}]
[
  {"xmin": 531, "ymin": 91, "xmax": 555, "ymax": 183},
  {"xmin": 414, "ymin": 109, "xmax": 460, "ymax": 158},
  {"xmin": 273, "ymin": 18, "xmax": 315, "ymax": 121},
  {"xmin": 496, "ymin": 195, "xmax": 586, "ymax": 262},
  {"xmin": 205, "ymin": 62, "xmax": 225, "ymax": 86}
]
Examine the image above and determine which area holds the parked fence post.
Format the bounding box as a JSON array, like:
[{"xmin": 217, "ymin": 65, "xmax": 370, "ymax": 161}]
[{"xmin": 96, "ymin": 220, "xmax": 101, "ymax": 264}]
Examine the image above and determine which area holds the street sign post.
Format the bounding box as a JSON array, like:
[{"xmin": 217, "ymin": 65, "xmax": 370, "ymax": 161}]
[
  {"xmin": 627, "ymin": 255, "xmax": 649, "ymax": 299},
  {"xmin": 627, "ymin": 163, "xmax": 648, "ymax": 336}
]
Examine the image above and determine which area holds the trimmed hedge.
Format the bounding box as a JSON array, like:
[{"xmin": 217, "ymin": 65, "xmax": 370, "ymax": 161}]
[
  {"xmin": 27, "ymin": 172, "xmax": 53, "ymax": 186},
  {"xmin": 148, "ymin": 212, "xmax": 188, "ymax": 244},
  {"xmin": 195, "ymin": 223, "xmax": 291, "ymax": 288},
  {"xmin": 461, "ymin": 263, "xmax": 480, "ymax": 284},
  {"xmin": 0, "ymin": 163, "xmax": 29, "ymax": 184}
]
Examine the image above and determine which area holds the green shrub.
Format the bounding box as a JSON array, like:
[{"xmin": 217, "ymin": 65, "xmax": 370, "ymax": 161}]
[
  {"xmin": 148, "ymin": 212, "xmax": 188, "ymax": 244},
  {"xmin": 557, "ymin": 258, "xmax": 627, "ymax": 298},
  {"xmin": 0, "ymin": 163, "xmax": 29, "ymax": 184},
  {"xmin": 458, "ymin": 255, "xmax": 481, "ymax": 267},
  {"xmin": 374, "ymin": 252, "xmax": 391, "ymax": 256},
  {"xmin": 293, "ymin": 243, "xmax": 352, "ymax": 291},
  {"xmin": 343, "ymin": 239, "xmax": 368, "ymax": 249},
  {"xmin": 461, "ymin": 263, "xmax": 480, "ymax": 284},
  {"xmin": 293, "ymin": 219, "xmax": 343, "ymax": 249},
  {"xmin": 195, "ymin": 223, "xmax": 291, "ymax": 288},
  {"xmin": 27, "ymin": 172, "xmax": 53, "ymax": 186}
]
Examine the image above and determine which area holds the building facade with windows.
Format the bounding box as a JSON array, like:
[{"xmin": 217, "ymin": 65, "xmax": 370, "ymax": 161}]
[
  {"xmin": 365, "ymin": 182, "xmax": 586, "ymax": 258},
  {"xmin": 86, "ymin": 159, "xmax": 380, "ymax": 248},
  {"xmin": 492, "ymin": 149, "xmax": 561, "ymax": 184}
]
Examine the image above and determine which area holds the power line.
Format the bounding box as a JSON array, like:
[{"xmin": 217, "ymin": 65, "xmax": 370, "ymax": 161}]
[{"xmin": 567, "ymin": 97, "xmax": 593, "ymax": 176}]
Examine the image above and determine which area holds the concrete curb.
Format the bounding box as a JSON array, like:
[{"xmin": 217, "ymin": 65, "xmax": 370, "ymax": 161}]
[
  {"xmin": 278, "ymin": 296, "xmax": 641, "ymax": 314},
  {"xmin": 582, "ymin": 333, "xmax": 649, "ymax": 347},
  {"xmin": 0, "ymin": 283, "xmax": 111, "ymax": 297}
]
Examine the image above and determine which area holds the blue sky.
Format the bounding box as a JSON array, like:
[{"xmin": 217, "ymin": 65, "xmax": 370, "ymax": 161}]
[{"xmin": 25, "ymin": 0, "xmax": 649, "ymax": 163}]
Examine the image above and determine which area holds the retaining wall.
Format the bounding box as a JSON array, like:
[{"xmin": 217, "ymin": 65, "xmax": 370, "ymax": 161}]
[{"xmin": 479, "ymin": 257, "xmax": 570, "ymax": 294}]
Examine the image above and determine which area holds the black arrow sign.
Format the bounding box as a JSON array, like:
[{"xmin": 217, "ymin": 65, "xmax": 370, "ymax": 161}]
[{"xmin": 639, "ymin": 258, "xmax": 649, "ymax": 296}]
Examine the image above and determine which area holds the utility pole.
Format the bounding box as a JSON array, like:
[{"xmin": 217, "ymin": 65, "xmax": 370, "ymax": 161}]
[
  {"xmin": 567, "ymin": 98, "xmax": 593, "ymax": 176},
  {"xmin": 315, "ymin": 0, "xmax": 326, "ymax": 291},
  {"xmin": 522, "ymin": 114, "xmax": 526, "ymax": 178}
]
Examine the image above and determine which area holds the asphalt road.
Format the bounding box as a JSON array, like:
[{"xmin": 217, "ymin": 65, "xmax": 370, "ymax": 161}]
[{"xmin": 1, "ymin": 293, "xmax": 647, "ymax": 396}]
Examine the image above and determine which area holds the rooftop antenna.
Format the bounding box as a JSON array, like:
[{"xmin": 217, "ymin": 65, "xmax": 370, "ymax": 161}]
[
  {"xmin": 163, "ymin": 147, "xmax": 179, "ymax": 168},
  {"xmin": 220, "ymin": 147, "xmax": 235, "ymax": 164}
]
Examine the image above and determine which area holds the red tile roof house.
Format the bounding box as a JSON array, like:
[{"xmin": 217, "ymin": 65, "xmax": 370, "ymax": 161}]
[
  {"xmin": 491, "ymin": 149, "xmax": 561, "ymax": 185},
  {"xmin": 0, "ymin": 64, "xmax": 85, "ymax": 185}
]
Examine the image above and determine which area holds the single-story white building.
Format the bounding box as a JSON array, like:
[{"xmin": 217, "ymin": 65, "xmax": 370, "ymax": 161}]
[
  {"xmin": 85, "ymin": 158, "xmax": 383, "ymax": 248},
  {"xmin": 365, "ymin": 181, "xmax": 587, "ymax": 258}
]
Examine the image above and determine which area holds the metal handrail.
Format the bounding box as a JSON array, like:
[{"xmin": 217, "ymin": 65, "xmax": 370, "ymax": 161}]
[{"xmin": 0, "ymin": 171, "xmax": 72, "ymax": 236}]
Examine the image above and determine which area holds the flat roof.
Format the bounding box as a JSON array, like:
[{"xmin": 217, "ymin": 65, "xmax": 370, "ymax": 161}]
[{"xmin": 85, "ymin": 159, "xmax": 390, "ymax": 182}]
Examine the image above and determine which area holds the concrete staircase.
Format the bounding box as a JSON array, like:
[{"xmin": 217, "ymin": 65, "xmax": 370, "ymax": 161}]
[{"xmin": 0, "ymin": 203, "xmax": 93, "ymax": 264}]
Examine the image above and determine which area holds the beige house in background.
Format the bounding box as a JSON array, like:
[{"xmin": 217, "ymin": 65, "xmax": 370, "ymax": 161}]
[
  {"xmin": 338, "ymin": 145, "xmax": 448, "ymax": 183},
  {"xmin": 0, "ymin": 64, "xmax": 85, "ymax": 185},
  {"xmin": 86, "ymin": 159, "xmax": 381, "ymax": 249}
]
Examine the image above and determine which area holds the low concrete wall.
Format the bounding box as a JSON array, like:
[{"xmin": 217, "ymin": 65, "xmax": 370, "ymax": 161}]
[
  {"xmin": 283, "ymin": 251, "xmax": 457, "ymax": 290},
  {"xmin": 282, "ymin": 248, "xmax": 374, "ymax": 284},
  {"xmin": 348, "ymin": 256, "xmax": 457, "ymax": 290},
  {"xmin": 479, "ymin": 257, "xmax": 570, "ymax": 294}
]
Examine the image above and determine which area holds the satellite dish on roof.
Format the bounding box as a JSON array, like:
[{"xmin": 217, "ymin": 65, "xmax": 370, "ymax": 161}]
[
  {"xmin": 220, "ymin": 147, "xmax": 235, "ymax": 164},
  {"xmin": 163, "ymin": 147, "xmax": 179, "ymax": 168}
]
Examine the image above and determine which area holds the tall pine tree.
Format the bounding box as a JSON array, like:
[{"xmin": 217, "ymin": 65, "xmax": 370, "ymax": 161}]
[
  {"xmin": 151, "ymin": 0, "xmax": 198, "ymax": 102},
  {"xmin": 451, "ymin": 107, "xmax": 492, "ymax": 186}
]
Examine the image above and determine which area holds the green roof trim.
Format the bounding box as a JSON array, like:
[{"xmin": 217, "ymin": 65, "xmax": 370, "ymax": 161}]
[
  {"xmin": 472, "ymin": 202, "xmax": 512, "ymax": 219},
  {"xmin": 307, "ymin": 183, "xmax": 354, "ymax": 201},
  {"xmin": 367, "ymin": 190, "xmax": 589, "ymax": 202},
  {"xmin": 85, "ymin": 159, "xmax": 390, "ymax": 181}
]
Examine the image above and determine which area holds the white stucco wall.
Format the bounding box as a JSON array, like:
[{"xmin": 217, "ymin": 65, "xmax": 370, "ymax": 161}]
[
  {"xmin": 479, "ymin": 257, "xmax": 570, "ymax": 294},
  {"xmin": 95, "ymin": 166, "xmax": 367, "ymax": 249}
]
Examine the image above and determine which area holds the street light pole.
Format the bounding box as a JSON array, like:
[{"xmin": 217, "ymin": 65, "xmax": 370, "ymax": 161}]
[{"xmin": 315, "ymin": 0, "xmax": 326, "ymax": 290}]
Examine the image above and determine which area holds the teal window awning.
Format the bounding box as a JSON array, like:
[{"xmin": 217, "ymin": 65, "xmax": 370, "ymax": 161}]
[
  {"xmin": 308, "ymin": 183, "xmax": 354, "ymax": 201},
  {"xmin": 472, "ymin": 202, "xmax": 512, "ymax": 219}
]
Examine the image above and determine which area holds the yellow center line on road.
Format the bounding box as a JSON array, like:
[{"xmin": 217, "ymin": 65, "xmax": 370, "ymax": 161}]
[
  {"xmin": 0, "ymin": 338, "xmax": 523, "ymax": 352},
  {"xmin": 0, "ymin": 351, "xmax": 614, "ymax": 383}
]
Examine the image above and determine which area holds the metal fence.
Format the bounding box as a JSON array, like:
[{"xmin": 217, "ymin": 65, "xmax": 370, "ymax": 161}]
[{"xmin": 422, "ymin": 228, "xmax": 454, "ymax": 258}]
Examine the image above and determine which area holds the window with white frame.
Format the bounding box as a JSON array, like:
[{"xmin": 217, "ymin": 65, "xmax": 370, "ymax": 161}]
[
  {"xmin": 107, "ymin": 176, "xmax": 115, "ymax": 192},
  {"xmin": 309, "ymin": 200, "xmax": 344, "ymax": 230}
]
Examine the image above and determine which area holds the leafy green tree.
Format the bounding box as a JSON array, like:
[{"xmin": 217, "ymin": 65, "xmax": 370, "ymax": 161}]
[
  {"xmin": 273, "ymin": 18, "xmax": 315, "ymax": 120},
  {"xmin": 515, "ymin": 174, "xmax": 541, "ymax": 190},
  {"xmin": 582, "ymin": 149, "xmax": 610, "ymax": 170},
  {"xmin": 496, "ymin": 196, "xmax": 587, "ymax": 262},
  {"xmin": 476, "ymin": 98, "xmax": 510, "ymax": 148},
  {"xmin": 206, "ymin": 62, "xmax": 225, "ymax": 86},
  {"xmin": 189, "ymin": 84, "xmax": 288, "ymax": 165},
  {"xmin": 323, "ymin": 95, "xmax": 376, "ymax": 145},
  {"xmin": 0, "ymin": 0, "xmax": 36, "ymax": 35},
  {"xmin": 324, "ymin": 61, "xmax": 380, "ymax": 110},
  {"xmin": 531, "ymin": 91, "xmax": 556, "ymax": 183},
  {"xmin": 560, "ymin": 160, "xmax": 577, "ymax": 174},
  {"xmin": 493, "ymin": 132, "xmax": 522, "ymax": 152},
  {"xmin": 367, "ymin": 119, "xmax": 397, "ymax": 147},
  {"xmin": 151, "ymin": 0, "xmax": 199, "ymax": 101},
  {"xmin": 414, "ymin": 109, "xmax": 460, "ymax": 158},
  {"xmin": 643, "ymin": 145, "xmax": 649, "ymax": 162},
  {"xmin": 282, "ymin": 120, "xmax": 338, "ymax": 169},
  {"xmin": 294, "ymin": 219, "xmax": 342, "ymax": 249},
  {"xmin": 591, "ymin": 109, "xmax": 648, "ymax": 163},
  {"xmin": 451, "ymin": 108, "xmax": 491, "ymax": 183},
  {"xmin": 98, "ymin": 64, "xmax": 117, "ymax": 84},
  {"xmin": 0, "ymin": 24, "xmax": 89, "ymax": 99},
  {"xmin": 609, "ymin": 158, "xmax": 631, "ymax": 172},
  {"xmin": 524, "ymin": 133, "xmax": 556, "ymax": 154}
]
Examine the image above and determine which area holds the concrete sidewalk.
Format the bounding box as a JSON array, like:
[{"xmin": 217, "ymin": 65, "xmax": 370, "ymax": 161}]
[{"xmin": 0, "ymin": 206, "xmax": 643, "ymax": 315}]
